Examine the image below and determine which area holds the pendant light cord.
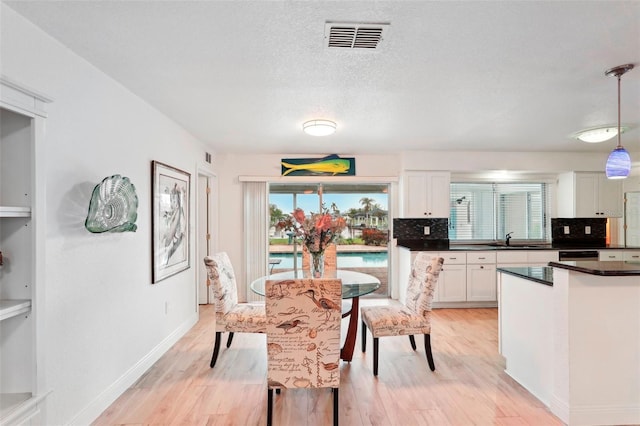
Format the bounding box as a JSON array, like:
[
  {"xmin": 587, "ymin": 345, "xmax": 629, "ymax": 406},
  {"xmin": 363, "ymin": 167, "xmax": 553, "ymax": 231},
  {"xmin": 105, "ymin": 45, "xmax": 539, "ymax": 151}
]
[{"xmin": 616, "ymin": 73, "xmax": 622, "ymax": 149}]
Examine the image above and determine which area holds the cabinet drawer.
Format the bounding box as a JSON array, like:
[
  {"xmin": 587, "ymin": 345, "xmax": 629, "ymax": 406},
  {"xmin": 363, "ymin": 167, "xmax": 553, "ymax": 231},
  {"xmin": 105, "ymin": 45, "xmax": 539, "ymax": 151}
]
[
  {"xmin": 527, "ymin": 250, "xmax": 559, "ymax": 264},
  {"xmin": 623, "ymin": 251, "xmax": 640, "ymax": 261},
  {"xmin": 466, "ymin": 251, "xmax": 496, "ymax": 264},
  {"xmin": 438, "ymin": 252, "xmax": 466, "ymax": 265},
  {"xmin": 496, "ymin": 251, "xmax": 528, "ymax": 264},
  {"xmin": 599, "ymin": 251, "xmax": 623, "ymax": 261}
]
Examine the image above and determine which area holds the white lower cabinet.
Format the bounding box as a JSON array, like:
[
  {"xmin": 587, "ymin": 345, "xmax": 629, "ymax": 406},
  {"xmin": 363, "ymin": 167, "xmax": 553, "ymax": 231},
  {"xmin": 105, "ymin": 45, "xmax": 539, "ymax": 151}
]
[
  {"xmin": 466, "ymin": 252, "xmax": 497, "ymax": 302},
  {"xmin": 599, "ymin": 250, "xmax": 640, "ymax": 261},
  {"xmin": 497, "ymin": 250, "xmax": 559, "ymax": 267},
  {"xmin": 408, "ymin": 249, "xmax": 559, "ymax": 308},
  {"xmin": 623, "ymin": 251, "xmax": 640, "ymax": 261},
  {"xmin": 436, "ymin": 253, "xmax": 467, "ymax": 302}
]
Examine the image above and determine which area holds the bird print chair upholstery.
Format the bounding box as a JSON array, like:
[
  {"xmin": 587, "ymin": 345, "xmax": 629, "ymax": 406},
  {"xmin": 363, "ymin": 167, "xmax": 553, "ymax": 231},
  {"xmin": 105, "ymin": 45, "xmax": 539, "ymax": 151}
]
[
  {"xmin": 204, "ymin": 253, "xmax": 267, "ymax": 368},
  {"xmin": 360, "ymin": 253, "xmax": 444, "ymax": 376},
  {"xmin": 265, "ymin": 278, "xmax": 342, "ymax": 426}
]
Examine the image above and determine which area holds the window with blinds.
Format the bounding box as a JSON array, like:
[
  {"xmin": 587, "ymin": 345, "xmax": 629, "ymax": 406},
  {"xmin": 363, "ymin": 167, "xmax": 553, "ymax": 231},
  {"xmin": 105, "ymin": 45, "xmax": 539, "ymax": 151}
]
[{"xmin": 449, "ymin": 182, "xmax": 549, "ymax": 242}]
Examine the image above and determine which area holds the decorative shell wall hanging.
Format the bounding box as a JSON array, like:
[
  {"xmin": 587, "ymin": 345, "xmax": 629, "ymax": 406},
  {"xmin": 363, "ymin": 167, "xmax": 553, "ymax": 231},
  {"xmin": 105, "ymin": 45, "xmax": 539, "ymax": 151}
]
[{"xmin": 85, "ymin": 174, "xmax": 138, "ymax": 233}]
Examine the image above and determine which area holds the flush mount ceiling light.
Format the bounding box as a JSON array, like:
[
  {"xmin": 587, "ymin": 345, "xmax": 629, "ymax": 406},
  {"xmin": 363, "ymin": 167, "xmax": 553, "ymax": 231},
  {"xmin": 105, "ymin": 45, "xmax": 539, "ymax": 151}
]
[
  {"xmin": 604, "ymin": 64, "xmax": 634, "ymax": 179},
  {"xmin": 303, "ymin": 120, "xmax": 337, "ymax": 137},
  {"xmin": 573, "ymin": 126, "xmax": 628, "ymax": 143}
]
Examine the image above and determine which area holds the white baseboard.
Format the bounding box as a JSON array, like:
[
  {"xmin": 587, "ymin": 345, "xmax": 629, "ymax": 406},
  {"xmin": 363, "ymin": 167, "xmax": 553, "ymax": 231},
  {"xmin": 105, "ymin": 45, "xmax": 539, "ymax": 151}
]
[
  {"xmin": 549, "ymin": 394, "xmax": 569, "ymax": 425},
  {"xmin": 68, "ymin": 312, "xmax": 199, "ymax": 426},
  {"xmin": 569, "ymin": 404, "xmax": 640, "ymax": 426}
]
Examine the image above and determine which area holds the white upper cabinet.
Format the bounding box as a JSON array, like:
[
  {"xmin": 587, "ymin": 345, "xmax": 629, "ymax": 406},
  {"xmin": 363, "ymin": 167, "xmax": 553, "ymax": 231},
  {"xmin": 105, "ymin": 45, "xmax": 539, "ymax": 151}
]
[
  {"xmin": 557, "ymin": 172, "xmax": 623, "ymax": 218},
  {"xmin": 403, "ymin": 171, "xmax": 451, "ymax": 218}
]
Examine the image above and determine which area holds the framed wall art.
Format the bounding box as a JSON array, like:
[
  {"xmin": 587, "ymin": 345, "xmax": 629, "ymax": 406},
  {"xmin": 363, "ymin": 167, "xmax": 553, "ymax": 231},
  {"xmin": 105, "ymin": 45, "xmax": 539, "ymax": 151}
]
[
  {"xmin": 280, "ymin": 154, "xmax": 356, "ymax": 176},
  {"xmin": 151, "ymin": 161, "xmax": 191, "ymax": 283}
]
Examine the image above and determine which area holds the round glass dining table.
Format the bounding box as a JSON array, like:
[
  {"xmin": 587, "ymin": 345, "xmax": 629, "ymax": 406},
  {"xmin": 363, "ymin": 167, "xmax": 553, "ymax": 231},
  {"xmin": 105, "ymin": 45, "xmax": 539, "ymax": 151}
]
[{"xmin": 250, "ymin": 269, "xmax": 381, "ymax": 362}]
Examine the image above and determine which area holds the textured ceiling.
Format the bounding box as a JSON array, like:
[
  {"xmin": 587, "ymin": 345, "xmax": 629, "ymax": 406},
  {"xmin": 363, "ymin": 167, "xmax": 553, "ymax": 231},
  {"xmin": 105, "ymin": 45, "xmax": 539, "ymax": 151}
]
[{"xmin": 4, "ymin": 1, "xmax": 640, "ymax": 155}]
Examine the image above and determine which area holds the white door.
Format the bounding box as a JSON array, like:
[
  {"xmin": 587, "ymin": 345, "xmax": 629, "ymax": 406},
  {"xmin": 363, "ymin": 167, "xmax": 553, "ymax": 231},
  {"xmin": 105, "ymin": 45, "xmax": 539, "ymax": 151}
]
[
  {"xmin": 625, "ymin": 192, "xmax": 640, "ymax": 247},
  {"xmin": 197, "ymin": 174, "xmax": 212, "ymax": 304}
]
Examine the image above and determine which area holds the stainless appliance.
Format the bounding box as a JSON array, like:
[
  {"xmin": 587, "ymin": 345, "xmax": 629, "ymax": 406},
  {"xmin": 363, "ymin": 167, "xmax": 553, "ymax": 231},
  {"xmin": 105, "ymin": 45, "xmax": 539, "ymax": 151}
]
[{"xmin": 558, "ymin": 250, "xmax": 599, "ymax": 261}]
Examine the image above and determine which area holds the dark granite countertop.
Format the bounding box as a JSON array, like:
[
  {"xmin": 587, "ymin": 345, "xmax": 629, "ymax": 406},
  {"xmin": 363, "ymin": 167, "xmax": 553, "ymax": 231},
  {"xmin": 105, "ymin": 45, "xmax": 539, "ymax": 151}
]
[
  {"xmin": 549, "ymin": 261, "xmax": 640, "ymax": 276},
  {"xmin": 497, "ymin": 266, "xmax": 554, "ymax": 286},
  {"xmin": 397, "ymin": 240, "xmax": 637, "ymax": 252}
]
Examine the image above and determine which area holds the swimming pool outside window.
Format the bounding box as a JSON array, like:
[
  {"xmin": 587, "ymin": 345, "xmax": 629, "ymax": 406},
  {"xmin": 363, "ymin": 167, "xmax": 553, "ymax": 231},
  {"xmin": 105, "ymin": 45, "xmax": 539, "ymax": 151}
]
[{"xmin": 268, "ymin": 183, "xmax": 390, "ymax": 297}]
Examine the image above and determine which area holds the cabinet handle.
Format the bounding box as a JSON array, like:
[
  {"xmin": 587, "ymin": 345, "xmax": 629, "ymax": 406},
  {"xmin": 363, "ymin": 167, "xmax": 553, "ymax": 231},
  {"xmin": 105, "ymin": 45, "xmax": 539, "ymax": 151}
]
[
  {"xmin": 478, "ymin": 257, "xmax": 486, "ymax": 260},
  {"xmin": 480, "ymin": 265, "xmax": 484, "ymax": 269},
  {"xmin": 630, "ymin": 255, "xmax": 639, "ymax": 259}
]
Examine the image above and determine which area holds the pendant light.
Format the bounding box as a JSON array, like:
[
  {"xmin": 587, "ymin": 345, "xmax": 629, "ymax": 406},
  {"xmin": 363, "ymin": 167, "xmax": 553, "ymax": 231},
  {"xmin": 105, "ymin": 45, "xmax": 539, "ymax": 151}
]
[{"xmin": 604, "ymin": 64, "xmax": 634, "ymax": 179}]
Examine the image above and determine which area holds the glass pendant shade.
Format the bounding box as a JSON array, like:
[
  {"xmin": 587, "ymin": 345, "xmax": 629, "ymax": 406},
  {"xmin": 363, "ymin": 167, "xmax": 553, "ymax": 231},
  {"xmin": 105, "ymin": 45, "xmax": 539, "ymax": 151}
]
[
  {"xmin": 605, "ymin": 146, "xmax": 631, "ymax": 179},
  {"xmin": 603, "ymin": 64, "xmax": 634, "ymax": 179}
]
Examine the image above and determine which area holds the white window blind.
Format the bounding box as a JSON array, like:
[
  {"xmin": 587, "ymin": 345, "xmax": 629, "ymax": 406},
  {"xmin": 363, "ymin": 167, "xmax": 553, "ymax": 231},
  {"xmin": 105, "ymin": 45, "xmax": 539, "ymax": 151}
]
[
  {"xmin": 244, "ymin": 181, "xmax": 269, "ymax": 302},
  {"xmin": 449, "ymin": 182, "xmax": 549, "ymax": 242}
]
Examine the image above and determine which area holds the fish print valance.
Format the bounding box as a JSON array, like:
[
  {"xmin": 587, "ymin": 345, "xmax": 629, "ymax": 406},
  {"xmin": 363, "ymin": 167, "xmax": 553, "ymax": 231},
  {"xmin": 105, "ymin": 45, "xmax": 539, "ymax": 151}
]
[{"xmin": 280, "ymin": 154, "xmax": 356, "ymax": 176}]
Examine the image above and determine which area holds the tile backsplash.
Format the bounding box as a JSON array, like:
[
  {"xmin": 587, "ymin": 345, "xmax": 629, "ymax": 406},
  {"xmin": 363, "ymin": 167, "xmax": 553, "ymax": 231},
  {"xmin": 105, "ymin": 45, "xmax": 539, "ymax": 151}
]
[
  {"xmin": 551, "ymin": 218, "xmax": 606, "ymax": 247},
  {"xmin": 392, "ymin": 218, "xmax": 449, "ymax": 240}
]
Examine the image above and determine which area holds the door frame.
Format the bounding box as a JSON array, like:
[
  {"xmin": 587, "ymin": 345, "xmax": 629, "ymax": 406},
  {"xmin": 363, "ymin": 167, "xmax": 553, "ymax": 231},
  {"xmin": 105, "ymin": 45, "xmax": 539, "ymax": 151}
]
[{"xmin": 197, "ymin": 169, "xmax": 217, "ymax": 304}]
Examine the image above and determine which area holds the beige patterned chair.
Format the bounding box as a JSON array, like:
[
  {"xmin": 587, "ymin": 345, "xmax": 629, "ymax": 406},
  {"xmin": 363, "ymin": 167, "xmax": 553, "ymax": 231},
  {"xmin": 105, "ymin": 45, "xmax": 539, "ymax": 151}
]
[
  {"xmin": 360, "ymin": 253, "xmax": 444, "ymax": 376},
  {"xmin": 266, "ymin": 278, "xmax": 342, "ymax": 426},
  {"xmin": 203, "ymin": 253, "xmax": 267, "ymax": 368}
]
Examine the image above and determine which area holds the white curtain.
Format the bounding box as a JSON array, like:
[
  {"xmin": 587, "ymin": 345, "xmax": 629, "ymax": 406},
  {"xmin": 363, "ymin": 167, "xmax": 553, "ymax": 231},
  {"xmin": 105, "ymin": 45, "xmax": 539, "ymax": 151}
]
[{"xmin": 243, "ymin": 181, "xmax": 268, "ymax": 302}]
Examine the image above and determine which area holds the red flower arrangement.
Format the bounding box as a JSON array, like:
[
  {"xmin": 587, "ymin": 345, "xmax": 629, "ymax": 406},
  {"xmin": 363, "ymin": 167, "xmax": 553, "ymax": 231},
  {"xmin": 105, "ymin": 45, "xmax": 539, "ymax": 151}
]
[{"xmin": 282, "ymin": 205, "xmax": 346, "ymax": 255}]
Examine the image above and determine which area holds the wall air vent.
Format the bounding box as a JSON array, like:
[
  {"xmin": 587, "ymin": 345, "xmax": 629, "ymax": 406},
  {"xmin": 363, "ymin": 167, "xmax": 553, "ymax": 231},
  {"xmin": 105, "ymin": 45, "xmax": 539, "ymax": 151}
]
[{"xmin": 324, "ymin": 22, "xmax": 390, "ymax": 50}]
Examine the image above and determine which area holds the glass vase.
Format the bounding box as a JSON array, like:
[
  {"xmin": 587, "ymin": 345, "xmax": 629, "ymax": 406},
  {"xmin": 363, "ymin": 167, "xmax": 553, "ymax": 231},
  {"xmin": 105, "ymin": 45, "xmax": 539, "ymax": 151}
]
[{"xmin": 309, "ymin": 251, "xmax": 325, "ymax": 278}]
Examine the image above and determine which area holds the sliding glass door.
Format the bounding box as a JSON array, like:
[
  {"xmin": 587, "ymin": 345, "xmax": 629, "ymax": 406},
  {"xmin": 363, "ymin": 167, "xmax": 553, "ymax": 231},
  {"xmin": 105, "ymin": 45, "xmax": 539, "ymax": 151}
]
[{"xmin": 268, "ymin": 183, "xmax": 389, "ymax": 297}]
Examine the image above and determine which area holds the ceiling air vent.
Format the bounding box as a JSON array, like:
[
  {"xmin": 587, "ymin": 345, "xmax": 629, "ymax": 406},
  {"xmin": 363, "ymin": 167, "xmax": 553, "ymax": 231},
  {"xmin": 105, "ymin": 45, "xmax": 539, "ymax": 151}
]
[{"xmin": 325, "ymin": 22, "xmax": 390, "ymax": 50}]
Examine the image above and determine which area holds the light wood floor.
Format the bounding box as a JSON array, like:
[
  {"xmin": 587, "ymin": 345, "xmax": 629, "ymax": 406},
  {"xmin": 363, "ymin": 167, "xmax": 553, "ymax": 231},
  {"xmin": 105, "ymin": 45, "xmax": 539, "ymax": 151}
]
[{"xmin": 92, "ymin": 303, "xmax": 564, "ymax": 425}]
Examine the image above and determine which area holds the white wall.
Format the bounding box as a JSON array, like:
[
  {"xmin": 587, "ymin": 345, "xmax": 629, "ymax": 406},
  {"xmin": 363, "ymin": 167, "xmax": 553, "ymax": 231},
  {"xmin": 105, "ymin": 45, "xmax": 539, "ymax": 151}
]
[{"xmin": 1, "ymin": 5, "xmax": 215, "ymax": 424}]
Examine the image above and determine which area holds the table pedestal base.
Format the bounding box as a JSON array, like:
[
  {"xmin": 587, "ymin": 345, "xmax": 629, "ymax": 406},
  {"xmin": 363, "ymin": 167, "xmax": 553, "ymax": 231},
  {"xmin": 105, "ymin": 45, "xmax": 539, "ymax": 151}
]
[{"xmin": 341, "ymin": 296, "xmax": 360, "ymax": 361}]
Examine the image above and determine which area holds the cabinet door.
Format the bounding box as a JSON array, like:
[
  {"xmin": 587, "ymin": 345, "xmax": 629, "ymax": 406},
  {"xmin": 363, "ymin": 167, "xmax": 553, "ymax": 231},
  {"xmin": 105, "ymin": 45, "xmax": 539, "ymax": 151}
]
[
  {"xmin": 427, "ymin": 172, "xmax": 451, "ymax": 218},
  {"xmin": 575, "ymin": 173, "xmax": 599, "ymax": 217},
  {"xmin": 466, "ymin": 264, "xmax": 497, "ymax": 301},
  {"xmin": 403, "ymin": 171, "xmax": 450, "ymax": 218},
  {"xmin": 404, "ymin": 173, "xmax": 429, "ymax": 217},
  {"xmin": 598, "ymin": 175, "xmax": 623, "ymax": 217},
  {"xmin": 574, "ymin": 173, "xmax": 622, "ymax": 218},
  {"xmin": 436, "ymin": 264, "xmax": 466, "ymax": 302}
]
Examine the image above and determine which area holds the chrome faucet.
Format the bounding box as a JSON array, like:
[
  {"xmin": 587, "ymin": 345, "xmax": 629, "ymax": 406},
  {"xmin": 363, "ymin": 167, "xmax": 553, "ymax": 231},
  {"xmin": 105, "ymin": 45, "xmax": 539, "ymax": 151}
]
[{"xmin": 505, "ymin": 232, "xmax": 514, "ymax": 246}]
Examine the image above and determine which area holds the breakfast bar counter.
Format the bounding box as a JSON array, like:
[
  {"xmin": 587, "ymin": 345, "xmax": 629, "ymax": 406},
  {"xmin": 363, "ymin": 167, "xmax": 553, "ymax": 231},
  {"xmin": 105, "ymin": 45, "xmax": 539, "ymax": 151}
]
[{"xmin": 498, "ymin": 261, "xmax": 640, "ymax": 426}]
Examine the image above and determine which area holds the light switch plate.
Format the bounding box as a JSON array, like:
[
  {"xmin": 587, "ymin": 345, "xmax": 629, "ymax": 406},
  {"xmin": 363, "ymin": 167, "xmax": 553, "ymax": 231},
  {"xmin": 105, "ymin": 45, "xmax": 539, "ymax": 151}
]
[
  {"xmin": 564, "ymin": 226, "xmax": 570, "ymax": 234},
  {"xmin": 424, "ymin": 226, "xmax": 430, "ymax": 235},
  {"xmin": 585, "ymin": 226, "xmax": 591, "ymax": 234}
]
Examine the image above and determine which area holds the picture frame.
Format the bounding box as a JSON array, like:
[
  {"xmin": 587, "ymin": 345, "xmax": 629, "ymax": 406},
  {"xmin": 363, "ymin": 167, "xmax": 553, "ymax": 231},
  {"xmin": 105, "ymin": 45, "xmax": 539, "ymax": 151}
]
[{"xmin": 151, "ymin": 161, "xmax": 191, "ymax": 283}]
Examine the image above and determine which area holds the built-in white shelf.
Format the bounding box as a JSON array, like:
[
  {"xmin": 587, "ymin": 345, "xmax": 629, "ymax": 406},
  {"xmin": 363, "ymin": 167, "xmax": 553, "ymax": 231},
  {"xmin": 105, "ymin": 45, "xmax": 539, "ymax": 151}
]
[
  {"xmin": 0, "ymin": 206, "xmax": 31, "ymax": 218},
  {"xmin": 0, "ymin": 391, "xmax": 50, "ymax": 425},
  {"xmin": 0, "ymin": 393, "xmax": 32, "ymax": 418},
  {"xmin": 0, "ymin": 300, "xmax": 31, "ymax": 321}
]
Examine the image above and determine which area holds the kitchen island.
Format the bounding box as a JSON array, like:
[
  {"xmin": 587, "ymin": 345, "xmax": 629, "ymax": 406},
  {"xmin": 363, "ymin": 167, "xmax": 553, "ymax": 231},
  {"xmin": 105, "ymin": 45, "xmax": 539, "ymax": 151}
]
[{"xmin": 498, "ymin": 261, "xmax": 640, "ymax": 426}]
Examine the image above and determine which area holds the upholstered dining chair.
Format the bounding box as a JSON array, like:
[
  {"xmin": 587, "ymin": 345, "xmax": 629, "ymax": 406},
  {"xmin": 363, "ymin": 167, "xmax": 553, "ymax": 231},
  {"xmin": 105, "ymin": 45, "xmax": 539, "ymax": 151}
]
[
  {"xmin": 203, "ymin": 253, "xmax": 267, "ymax": 368},
  {"xmin": 265, "ymin": 278, "xmax": 342, "ymax": 426},
  {"xmin": 360, "ymin": 253, "xmax": 444, "ymax": 376}
]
